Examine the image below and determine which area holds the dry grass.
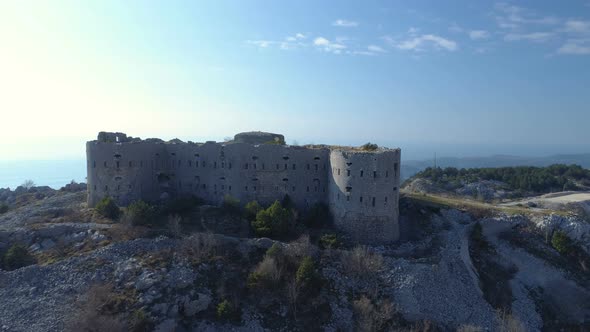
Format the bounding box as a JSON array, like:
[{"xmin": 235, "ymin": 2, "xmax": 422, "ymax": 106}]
[
  {"xmin": 64, "ymin": 284, "xmax": 128, "ymax": 332},
  {"xmin": 457, "ymin": 325, "xmax": 483, "ymax": 332},
  {"xmin": 254, "ymin": 255, "xmax": 283, "ymax": 283},
  {"xmin": 284, "ymin": 234, "xmax": 316, "ymax": 260},
  {"xmin": 497, "ymin": 310, "xmax": 526, "ymax": 332},
  {"xmin": 181, "ymin": 232, "xmax": 219, "ymax": 263},
  {"xmin": 341, "ymin": 245, "xmax": 384, "ymax": 277},
  {"xmin": 403, "ymin": 191, "xmax": 566, "ymax": 217},
  {"xmin": 352, "ymin": 295, "xmax": 395, "ymax": 332}
]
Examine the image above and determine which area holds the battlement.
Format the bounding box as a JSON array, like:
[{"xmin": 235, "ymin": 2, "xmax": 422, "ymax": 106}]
[{"xmin": 86, "ymin": 131, "xmax": 401, "ymax": 243}]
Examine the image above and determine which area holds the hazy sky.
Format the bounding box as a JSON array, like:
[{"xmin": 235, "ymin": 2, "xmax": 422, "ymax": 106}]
[{"xmin": 1, "ymin": 1, "xmax": 589, "ymax": 160}]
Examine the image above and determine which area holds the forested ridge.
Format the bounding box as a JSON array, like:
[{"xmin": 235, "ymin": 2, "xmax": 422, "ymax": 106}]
[{"xmin": 413, "ymin": 164, "xmax": 590, "ymax": 194}]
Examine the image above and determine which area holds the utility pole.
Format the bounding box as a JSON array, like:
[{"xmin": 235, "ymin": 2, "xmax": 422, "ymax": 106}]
[{"xmin": 434, "ymin": 152, "xmax": 437, "ymax": 169}]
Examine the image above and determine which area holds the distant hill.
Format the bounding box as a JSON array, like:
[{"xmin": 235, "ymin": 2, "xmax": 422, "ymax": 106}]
[{"xmin": 401, "ymin": 153, "xmax": 590, "ymax": 181}]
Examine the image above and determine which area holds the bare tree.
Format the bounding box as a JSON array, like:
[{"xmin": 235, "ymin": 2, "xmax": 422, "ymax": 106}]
[
  {"xmin": 168, "ymin": 214, "xmax": 182, "ymax": 238},
  {"xmin": 286, "ymin": 279, "xmax": 300, "ymax": 320},
  {"xmin": 21, "ymin": 179, "xmax": 35, "ymax": 190}
]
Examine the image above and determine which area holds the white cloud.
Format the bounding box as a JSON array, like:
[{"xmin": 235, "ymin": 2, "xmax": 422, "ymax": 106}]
[
  {"xmin": 332, "ymin": 19, "xmax": 358, "ymax": 27},
  {"xmin": 395, "ymin": 34, "xmax": 458, "ymax": 52},
  {"xmin": 558, "ymin": 40, "xmax": 590, "ymax": 54},
  {"xmin": 285, "ymin": 33, "xmax": 306, "ymax": 42},
  {"xmin": 245, "ymin": 40, "xmax": 273, "ymax": 48},
  {"xmin": 469, "ymin": 30, "xmax": 490, "ymax": 40},
  {"xmin": 504, "ymin": 32, "xmax": 554, "ymax": 42},
  {"xmin": 564, "ymin": 20, "xmax": 590, "ymax": 33},
  {"xmin": 313, "ymin": 37, "xmax": 346, "ymax": 53},
  {"xmin": 367, "ymin": 45, "xmax": 386, "ymax": 53},
  {"xmin": 351, "ymin": 50, "xmax": 376, "ymax": 56},
  {"xmin": 314, "ymin": 37, "xmax": 330, "ymax": 46}
]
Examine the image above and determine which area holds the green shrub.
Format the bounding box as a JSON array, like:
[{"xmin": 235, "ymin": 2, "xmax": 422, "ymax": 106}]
[
  {"xmin": 130, "ymin": 309, "xmax": 153, "ymax": 332},
  {"xmin": 222, "ymin": 194, "xmax": 241, "ymax": 212},
  {"xmin": 251, "ymin": 201, "xmax": 292, "ymax": 238},
  {"xmin": 216, "ymin": 299, "xmax": 239, "ymax": 321},
  {"xmin": 95, "ymin": 196, "xmax": 120, "ymax": 219},
  {"xmin": 551, "ymin": 231, "xmax": 573, "ymax": 255},
  {"xmin": 244, "ymin": 200, "xmax": 262, "ymax": 220},
  {"xmin": 0, "ymin": 203, "xmax": 8, "ymax": 214},
  {"xmin": 123, "ymin": 200, "xmax": 157, "ymax": 226},
  {"xmin": 360, "ymin": 143, "xmax": 378, "ymax": 151},
  {"xmin": 162, "ymin": 195, "xmax": 202, "ymax": 215},
  {"xmin": 265, "ymin": 242, "xmax": 282, "ymax": 258},
  {"xmin": 295, "ymin": 256, "xmax": 316, "ymax": 285},
  {"xmin": 247, "ymin": 272, "xmax": 263, "ymax": 289},
  {"xmin": 3, "ymin": 244, "xmax": 35, "ymax": 270},
  {"xmin": 319, "ymin": 234, "xmax": 341, "ymax": 249},
  {"xmin": 303, "ymin": 203, "xmax": 332, "ymax": 228}
]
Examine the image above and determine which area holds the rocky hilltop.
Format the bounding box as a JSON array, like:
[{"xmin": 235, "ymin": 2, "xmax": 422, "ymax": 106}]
[{"xmin": 0, "ymin": 181, "xmax": 589, "ymax": 331}]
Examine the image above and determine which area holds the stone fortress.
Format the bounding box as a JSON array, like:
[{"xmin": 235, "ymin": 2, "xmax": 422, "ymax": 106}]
[{"xmin": 87, "ymin": 131, "xmax": 401, "ymax": 243}]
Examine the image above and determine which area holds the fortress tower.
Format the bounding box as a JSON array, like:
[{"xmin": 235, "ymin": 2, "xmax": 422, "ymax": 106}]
[{"xmin": 86, "ymin": 131, "xmax": 401, "ymax": 243}]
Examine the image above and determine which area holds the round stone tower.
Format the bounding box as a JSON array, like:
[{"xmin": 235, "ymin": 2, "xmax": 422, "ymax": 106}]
[{"xmin": 328, "ymin": 148, "xmax": 401, "ymax": 243}]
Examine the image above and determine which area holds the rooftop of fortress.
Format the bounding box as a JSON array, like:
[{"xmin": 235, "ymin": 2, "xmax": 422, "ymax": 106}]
[{"xmin": 93, "ymin": 131, "xmax": 400, "ymax": 152}]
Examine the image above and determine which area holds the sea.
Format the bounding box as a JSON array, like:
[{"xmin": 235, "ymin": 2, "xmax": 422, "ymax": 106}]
[{"xmin": 0, "ymin": 160, "xmax": 87, "ymax": 190}]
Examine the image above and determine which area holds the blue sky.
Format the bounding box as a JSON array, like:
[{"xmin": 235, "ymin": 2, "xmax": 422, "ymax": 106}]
[{"xmin": 1, "ymin": 0, "xmax": 589, "ymax": 160}]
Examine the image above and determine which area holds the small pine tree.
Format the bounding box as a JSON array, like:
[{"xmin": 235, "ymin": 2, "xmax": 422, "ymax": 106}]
[
  {"xmin": 251, "ymin": 201, "xmax": 292, "ymax": 238},
  {"xmin": 95, "ymin": 196, "xmax": 120, "ymax": 219},
  {"xmin": 123, "ymin": 200, "xmax": 156, "ymax": 226},
  {"xmin": 319, "ymin": 234, "xmax": 340, "ymax": 249},
  {"xmin": 3, "ymin": 244, "xmax": 35, "ymax": 270},
  {"xmin": 296, "ymin": 256, "xmax": 316, "ymax": 285},
  {"xmin": 244, "ymin": 200, "xmax": 262, "ymax": 220},
  {"xmin": 0, "ymin": 203, "xmax": 8, "ymax": 214},
  {"xmin": 216, "ymin": 300, "xmax": 236, "ymax": 320},
  {"xmin": 551, "ymin": 231, "xmax": 573, "ymax": 255}
]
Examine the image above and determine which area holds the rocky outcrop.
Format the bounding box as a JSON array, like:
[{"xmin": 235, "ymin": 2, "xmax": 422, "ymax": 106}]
[{"xmin": 531, "ymin": 214, "xmax": 590, "ymax": 254}]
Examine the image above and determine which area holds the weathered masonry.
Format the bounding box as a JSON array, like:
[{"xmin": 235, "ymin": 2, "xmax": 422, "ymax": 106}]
[{"xmin": 87, "ymin": 131, "xmax": 401, "ymax": 243}]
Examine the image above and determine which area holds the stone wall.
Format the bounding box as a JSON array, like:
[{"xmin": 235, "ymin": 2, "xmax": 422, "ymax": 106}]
[
  {"xmin": 87, "ymin": 132, "xmax": 401, "ymax": 243},
  {"xmin": 328, "ymin": 149, "xmax": 401, "ymax": 243}
]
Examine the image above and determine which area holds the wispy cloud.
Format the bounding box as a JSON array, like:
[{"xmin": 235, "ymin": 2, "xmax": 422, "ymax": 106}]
[
  {"xmin": 285, "ymin": 33, "xmax": 307, "ymax": 42},
  {"xmin": 393, "ymin": 34, "xmax": 458, "ymax": 52},
  {"xmin": 313, "ymin": 37, "xmax": 346, "ymax": 54},
  {"xmin": 367, "ymin": 45, "xmax": 386, "ymax": 53},
  {"xmin": 469, "ymin": 30, "xmax": 490, "ymax": 40},
  {"xmin": 504, "ymin": 32, "xmax": 554, "ymax": 42},
  {"xmin": 494, "ymin": 2, "xmax": 559, "ymax": 29},
  {"xmin": 449, "ymin": 23, "xmax": 463, "ymax": 33},
  {"xmin": 245, "ymin": 40, "xmax": 274, "ymax": 48},
  {"xmin": 563, "ymin": 20, "xmax": 590, "ymax": 34},
  {"xmin": 558, "ymin": 40, "xmax": 590, "ymax": 54},
  {"xmin": 332, "ymin": 19, "xmax": 358, "ymax": 27}
]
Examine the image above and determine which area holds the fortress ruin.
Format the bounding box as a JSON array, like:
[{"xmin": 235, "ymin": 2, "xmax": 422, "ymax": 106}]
[{"xmin": 86, "ymin": 131, "xmax": 401, "ymax": 243}]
